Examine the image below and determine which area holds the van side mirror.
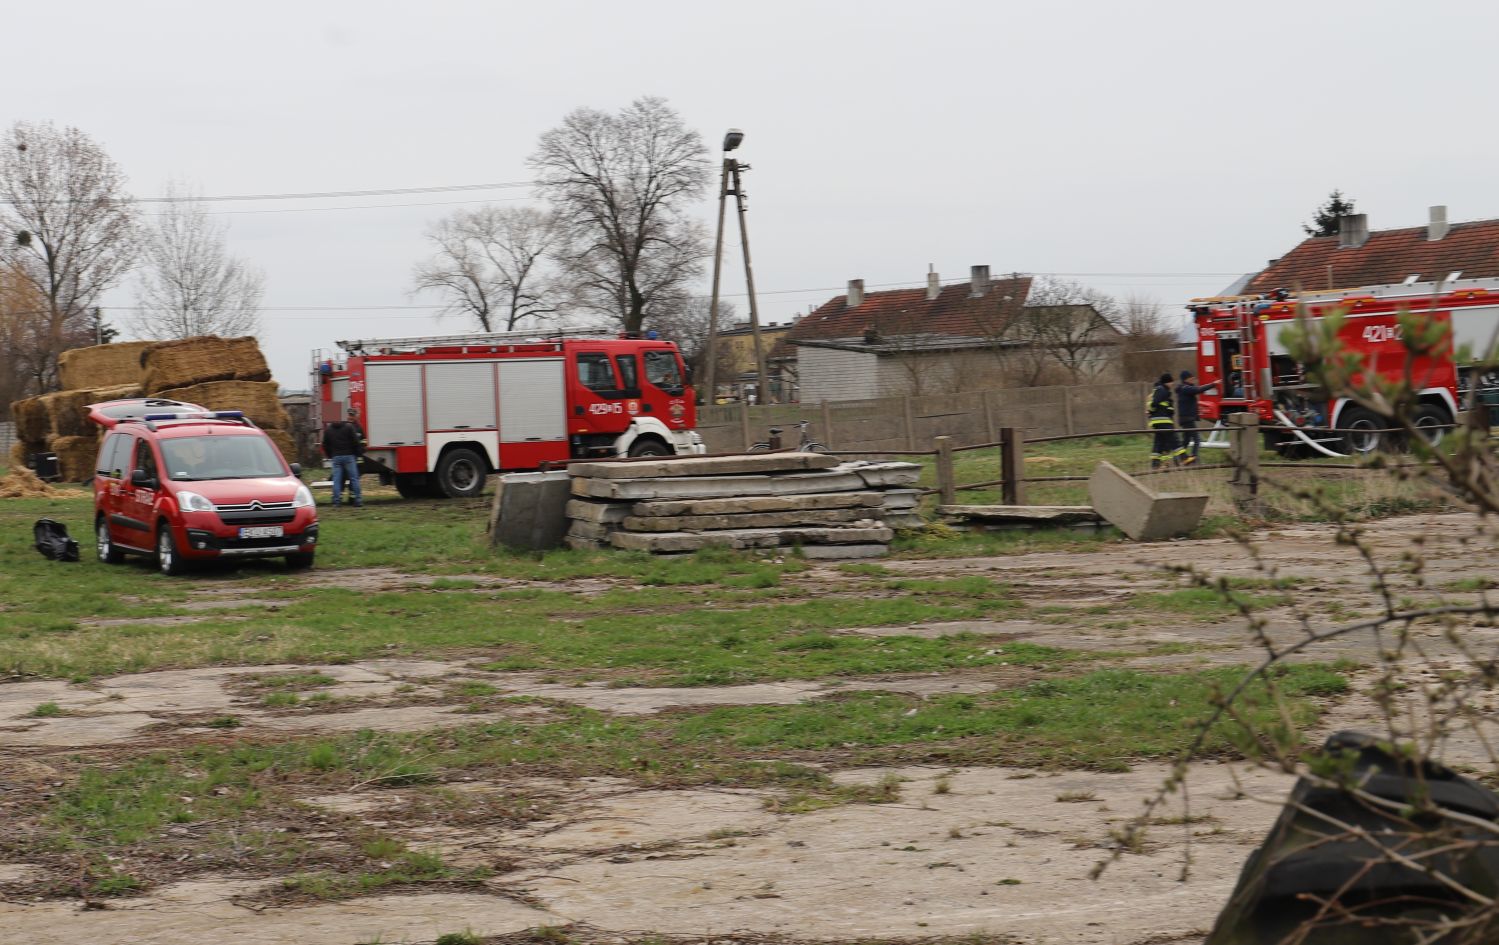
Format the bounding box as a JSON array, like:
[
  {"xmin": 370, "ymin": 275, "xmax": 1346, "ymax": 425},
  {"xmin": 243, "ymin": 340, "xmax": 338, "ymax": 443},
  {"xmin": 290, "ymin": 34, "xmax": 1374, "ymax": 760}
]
[
  {"xmin": 130, "ymin": 469, "xmax": 156, "ymax": 488},
  {"xmin": 290, "ymin": 463, "xmax": 302, "ymax": 476}
]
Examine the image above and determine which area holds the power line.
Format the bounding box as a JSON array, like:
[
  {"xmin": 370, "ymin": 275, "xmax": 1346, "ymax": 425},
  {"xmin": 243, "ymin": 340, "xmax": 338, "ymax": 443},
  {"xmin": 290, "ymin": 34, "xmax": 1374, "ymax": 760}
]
[
  {"xmin": 1, "ymin": 181, "xmax": 536, "ymax": 205},
  {"xmin": 165, "ymin": 195, "xmax": 535, "ymax": 217}
]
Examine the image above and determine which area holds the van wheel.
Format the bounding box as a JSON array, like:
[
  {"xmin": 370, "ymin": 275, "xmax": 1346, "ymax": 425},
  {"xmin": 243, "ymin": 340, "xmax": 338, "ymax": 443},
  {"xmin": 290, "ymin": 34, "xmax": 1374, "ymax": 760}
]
[
  {"xmin": 285, "ymin": 552, "xmax": 315, "ymax": 570},
  {"xmin": 97, "ymin": 517, "xmax": 123, "ymax": 564},
  {"xmin": 435, "ymin": 448, "xmax": 487, "ymax": 499},
  {"xmin": 157, "ymin": 525, "xmax": 187, "ymax": 576}
]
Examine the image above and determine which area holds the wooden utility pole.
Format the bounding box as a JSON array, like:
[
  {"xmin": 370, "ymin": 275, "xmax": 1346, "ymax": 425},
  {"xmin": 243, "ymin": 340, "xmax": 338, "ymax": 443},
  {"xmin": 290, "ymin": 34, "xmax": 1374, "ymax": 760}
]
[
  {"xmin": 730, "ymin": 160, "xmax": 770, "ymax": 405},
  {"xmin": 702, "ymin": 157, "xmax": 732, "ymax": 405},
  {"xmin": 1228, "ymin": 412, "xmax": 1261, "ymax": 514}
]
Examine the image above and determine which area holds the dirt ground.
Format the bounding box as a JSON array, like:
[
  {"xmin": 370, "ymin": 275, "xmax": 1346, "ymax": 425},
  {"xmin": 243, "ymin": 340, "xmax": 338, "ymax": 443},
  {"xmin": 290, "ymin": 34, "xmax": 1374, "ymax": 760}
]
[{"xmin": 2, "ymin": 512, "xmax": 1496, "ymax": 945}]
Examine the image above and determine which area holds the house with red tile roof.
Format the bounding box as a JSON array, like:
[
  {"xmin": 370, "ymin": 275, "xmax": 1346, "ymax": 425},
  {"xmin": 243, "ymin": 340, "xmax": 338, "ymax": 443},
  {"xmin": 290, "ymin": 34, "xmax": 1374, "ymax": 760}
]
[
  {"xmin": 1242, "ymin": 207, "xmax": 1499, "ymax": 295},
  {"xmin": 780, "ymin": 266, "xmax": 1122, "ymax": 403}
]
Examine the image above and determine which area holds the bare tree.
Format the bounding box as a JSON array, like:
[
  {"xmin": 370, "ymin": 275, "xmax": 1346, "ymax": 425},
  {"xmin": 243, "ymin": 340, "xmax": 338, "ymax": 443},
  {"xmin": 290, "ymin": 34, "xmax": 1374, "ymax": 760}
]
[
  {"xmin": 1116, "ymin": 294, "xmax": 1184, "ymax": 382},
  {"xmin": 528, "ymin": 97, "xmax": 711, "ymax": 334},
  {"xmin": 1010, "ymin": 277, "xmax": 1123, "ymax": 384},
  {"xmin": 133, "ymin": 180, "xmax": 263, "ymax": 340},
  {"xmin": 0, "ymin": 121, "xmax": 138, "ymax": 388},
  {"xmin": 412, "ymin": 205, "xmax": 562, "ymax": 332},
  {"xmin": 0, "ymin": 262, "xmax": 51, "ymax": 408}
]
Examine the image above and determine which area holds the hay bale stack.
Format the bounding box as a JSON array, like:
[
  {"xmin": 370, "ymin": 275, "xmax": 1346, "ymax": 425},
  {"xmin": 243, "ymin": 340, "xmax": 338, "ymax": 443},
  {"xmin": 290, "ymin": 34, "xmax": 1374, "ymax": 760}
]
[
  {"xmin": 48, "ymin": 435, "xmax": 98, "ymax": 483},
  {"xmin": 11, "ymin": 397, "xmax": 51, "ymax": 443},
  {"xmin": 40, "ymin": 390, "xmax": 96, "ymax": 438},
  {"xmin": 141, "ymin": 335, "xmax": 271, "ymax": 392},
  {"xmin": 7, "ymin": 441, "xmax": 27, "ymax": 470},
  {"xmin": 0, "ymin": 466, "xmax": 55, "ymax": 499},
  {"xmin": 265, "ymin": 429, "xmax": 297, "ymax": 463},
  {"xmin": 154, "ymin": 380, "xmax": 290, "ymax": 430},
  {"xmin": 57, "ymin": 341, "xmax": 152, "ymax": 390}
]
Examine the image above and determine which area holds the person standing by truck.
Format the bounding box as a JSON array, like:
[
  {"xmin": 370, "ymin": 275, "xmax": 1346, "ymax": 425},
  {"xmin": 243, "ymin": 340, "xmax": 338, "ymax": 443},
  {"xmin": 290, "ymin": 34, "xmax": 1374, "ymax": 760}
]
[
  {"xmin": 1147, "ymin": 373, "xmax": 1184, "ymax": 469},
  {"xmin": 1175, "ymin": 369, "xmax": 1219, "ymax": 466},
  {"xmin": 322, "ymin": 407, "xmax": 366, "ymax": 508}
]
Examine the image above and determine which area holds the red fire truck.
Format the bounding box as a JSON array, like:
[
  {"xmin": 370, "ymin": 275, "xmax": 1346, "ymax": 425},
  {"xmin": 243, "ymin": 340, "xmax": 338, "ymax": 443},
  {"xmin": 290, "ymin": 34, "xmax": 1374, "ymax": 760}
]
[
  {"xmin": 313, "ymin": 332, "xmax": 704, "ymax": 498},
  {"xmin": 1190, "ymin": 279, "xmax": 1499, "ymax": 456}
]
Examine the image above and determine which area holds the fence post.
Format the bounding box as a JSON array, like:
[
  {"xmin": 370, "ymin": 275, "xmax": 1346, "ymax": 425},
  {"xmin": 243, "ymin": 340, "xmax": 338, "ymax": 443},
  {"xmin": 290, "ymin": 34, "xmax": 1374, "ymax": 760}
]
[
  {"xmin": 903, "ymin": 396, "xmax": 917, "ymax": 451},
  {"xmin": 935, "ymin": 435, "xmax": 956, "ymax": 506},
  {"xmin": 1000, "ymin": 427, "xmax": 1026, "ymax": 506},
  {"xmin": 739, "ymin": 401, "xmax": 753, "ymax": 452},
  {"xmin": 1063, "ymin": 387, "xmax": 1076, "ymax": 436},
  {"xmin": 820, "ymin": 399, "xmax": 834, "ymax": 449},
  {"xmin": 982, "ymin": 392, "xmax": 999, "ymax": 444},
  {"xmin": 1228, "ymin": 413, "xmax": 1260, "ymax": 514}
]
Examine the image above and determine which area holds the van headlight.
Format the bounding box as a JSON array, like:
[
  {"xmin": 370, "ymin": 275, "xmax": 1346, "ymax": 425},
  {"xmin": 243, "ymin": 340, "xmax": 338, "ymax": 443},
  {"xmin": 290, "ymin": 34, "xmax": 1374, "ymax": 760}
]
[
  {"xmin": 291, "ymin": 484, "xmax": 315, "ymax": 508},
  {"xmin": 177, "ymin": 491, "xmax": 216, "ymax": 512}
]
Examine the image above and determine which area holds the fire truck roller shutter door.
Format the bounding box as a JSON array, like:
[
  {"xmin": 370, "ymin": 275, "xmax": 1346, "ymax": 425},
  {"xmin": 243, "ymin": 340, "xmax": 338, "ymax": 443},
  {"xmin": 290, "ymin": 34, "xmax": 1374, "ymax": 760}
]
[
  {"xmin": 425, "ymin": 361, "xmax": 496, "ymax": 430},
  {"xmin": 498, "ymin": 359, "xmax": 566, "ymax": 443},
  {"xmin": 365, "ymin": 363, "xmax": 424, "ymax": 446}
]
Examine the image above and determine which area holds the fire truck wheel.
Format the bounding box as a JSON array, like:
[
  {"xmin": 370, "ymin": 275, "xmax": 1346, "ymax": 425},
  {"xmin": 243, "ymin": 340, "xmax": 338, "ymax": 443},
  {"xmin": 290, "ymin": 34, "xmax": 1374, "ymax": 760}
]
[
  {"xmin": 1340, "ymin": 407, "xmax": 1385, "ymax": 455},
  {"xmin": 435, "ymin": 448, "xmax": 488, "ymax": 499},
  {"xmin": 1409, "ymin": 405, "xmax": 1449, "ymax": 448},
  {"xmin": 393, "ymin": 474, "xmax": 430, "ymax": 499},
  {"xmin": 627, "ymin": 437, "xmax": 673, "ymax": 457}
]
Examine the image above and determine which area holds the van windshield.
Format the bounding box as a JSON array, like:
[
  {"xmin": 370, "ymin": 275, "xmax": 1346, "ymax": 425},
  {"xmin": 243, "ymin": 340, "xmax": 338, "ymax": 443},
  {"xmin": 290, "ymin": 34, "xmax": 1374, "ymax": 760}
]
[{"xmin": 161, "ymin": 435, "xmax": 286, "ymax": 481}]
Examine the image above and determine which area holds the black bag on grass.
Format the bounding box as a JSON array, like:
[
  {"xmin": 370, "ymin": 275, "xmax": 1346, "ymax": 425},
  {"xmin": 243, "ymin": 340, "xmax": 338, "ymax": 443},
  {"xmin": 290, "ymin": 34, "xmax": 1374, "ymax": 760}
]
[{"xmin": 33, "ymin": 519, "xmax": 80, "ymax": 562}]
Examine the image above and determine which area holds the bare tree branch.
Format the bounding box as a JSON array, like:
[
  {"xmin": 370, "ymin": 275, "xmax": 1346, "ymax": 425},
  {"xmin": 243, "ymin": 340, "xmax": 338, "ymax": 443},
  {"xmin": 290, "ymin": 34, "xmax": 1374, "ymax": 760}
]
[{"xmin": 411, "ymin": 205, "xmax": 562, "ymax": 332}]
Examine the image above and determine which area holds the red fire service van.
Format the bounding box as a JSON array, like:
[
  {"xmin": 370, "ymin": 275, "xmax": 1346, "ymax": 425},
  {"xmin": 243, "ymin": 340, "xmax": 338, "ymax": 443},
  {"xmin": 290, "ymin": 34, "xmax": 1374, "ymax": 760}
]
[{"xmin": 313, "ymin": 332, "xmax": 705, "ymax": 498}]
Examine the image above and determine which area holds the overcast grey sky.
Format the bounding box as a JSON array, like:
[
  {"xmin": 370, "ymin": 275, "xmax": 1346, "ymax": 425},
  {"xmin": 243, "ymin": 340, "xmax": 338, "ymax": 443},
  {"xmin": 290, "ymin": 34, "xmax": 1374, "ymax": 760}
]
[{"xmin": 9, "ymin": 0, "xmax": 1499, "ymax": 385}]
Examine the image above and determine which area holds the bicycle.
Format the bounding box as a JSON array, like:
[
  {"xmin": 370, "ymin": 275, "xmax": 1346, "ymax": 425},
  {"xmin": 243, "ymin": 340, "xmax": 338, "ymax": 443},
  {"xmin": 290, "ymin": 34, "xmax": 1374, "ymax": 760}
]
[{"xmin": 748, "ymin": 419, "xmax": 829, "ymax": 453}]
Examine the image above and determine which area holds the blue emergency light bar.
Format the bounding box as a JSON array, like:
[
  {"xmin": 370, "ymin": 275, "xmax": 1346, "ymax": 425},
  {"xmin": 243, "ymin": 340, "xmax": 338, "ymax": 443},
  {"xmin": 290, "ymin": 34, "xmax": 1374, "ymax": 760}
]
[{"xmin": 142, "ymin": 410, "xmax": 246, "ymax": 421}]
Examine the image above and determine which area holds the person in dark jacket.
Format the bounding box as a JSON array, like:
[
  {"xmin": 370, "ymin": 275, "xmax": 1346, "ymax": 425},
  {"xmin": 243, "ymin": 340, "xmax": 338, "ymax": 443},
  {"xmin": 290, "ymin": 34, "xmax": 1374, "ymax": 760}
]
[
  {"xmin": 322, "ymin": 407, "xmax": 367, "ymax": 508},
  {"xmin": 1176, "ymin": 369, "xmax": 1219, "ymax": 465},
  {"xmin": 1147, "ymin": 372, "xmax": 1184, "ymax": 469}
]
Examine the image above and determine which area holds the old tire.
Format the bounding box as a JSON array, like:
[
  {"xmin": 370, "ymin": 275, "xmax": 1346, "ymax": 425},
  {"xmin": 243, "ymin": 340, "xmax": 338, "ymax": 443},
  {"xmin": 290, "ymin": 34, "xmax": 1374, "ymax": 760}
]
[
  {"xmin": 1340, "ymin": 406, "xmax": 1386, "ymax": 455},
  {"xmin": 627, "ymin": 437, "xmax": 673, "ymax": 458},
  {"xmin": 156, "ymin": 525, "xmax": 187, "ymax": 577},
  {"xmin": 435, "ymin": 447, "xmax": 487, "ymax": 499},
  {"xmin": 97, "ymin": 517, "xmax": 124, "ymax": 564}
]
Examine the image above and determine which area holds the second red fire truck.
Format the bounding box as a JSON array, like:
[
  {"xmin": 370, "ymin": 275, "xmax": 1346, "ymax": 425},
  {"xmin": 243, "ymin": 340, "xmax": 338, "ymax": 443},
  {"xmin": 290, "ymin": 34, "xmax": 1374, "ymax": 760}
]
[
  {"xmin": 1190, "ymin": 278, "xmax": 1499, "ymax": 456},
  {"xmin": 314, "ymin": 332, "xmax": 704, "ymax": 498}
]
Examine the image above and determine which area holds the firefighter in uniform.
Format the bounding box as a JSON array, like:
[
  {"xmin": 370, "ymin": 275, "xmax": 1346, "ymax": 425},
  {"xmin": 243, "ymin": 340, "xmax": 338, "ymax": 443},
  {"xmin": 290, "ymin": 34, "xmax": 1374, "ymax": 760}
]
[{"xmin": 1147, "ymin": 372, "xmax": 1185, "ymax": 469}]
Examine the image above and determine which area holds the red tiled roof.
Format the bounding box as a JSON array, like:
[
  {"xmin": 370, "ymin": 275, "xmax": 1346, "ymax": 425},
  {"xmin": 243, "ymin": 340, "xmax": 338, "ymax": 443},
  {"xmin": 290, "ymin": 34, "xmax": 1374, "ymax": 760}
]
[
  {"xmin": 785, "ymin": 276, "xmax": 1033, "ymax": 344},
  {"xmin": 1244, "ymin": 219, "xmax": 1499, "ymax": 295}
]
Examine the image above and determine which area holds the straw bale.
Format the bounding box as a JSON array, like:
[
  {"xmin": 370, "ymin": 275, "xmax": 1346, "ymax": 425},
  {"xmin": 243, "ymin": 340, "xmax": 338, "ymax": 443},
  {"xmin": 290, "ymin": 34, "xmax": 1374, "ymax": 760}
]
[
  {"xmin": 141, "ymin": 335, "xmax": 272, "ymax": 392},
  {"xmin": 41, "ymin": 390, "xmax": 96, "ymax": 438},
  {"xmin": 7, "ymin": 441, "xmax": 26, "ymax": 470},
  {"xmin": 48, "ymin": 435, "xmax": 98, "ymax": 483},
  {"xmin": 11, "ymin": 397, "xmax": 51, "ymax": 442},
  {"xmin": 0, "ymin": 466, "xmax": 55, "ymax": 499},
  {"xmin": 265, "ymin": 429, "xmax": 298, "ymax": 463},
  {"xmin": 153, "ymin": 380, "xmax": 290, "ymax": 429},
  {"xmin": 57, "ymin": 341, "xmax": 151, "ymax": 390}
]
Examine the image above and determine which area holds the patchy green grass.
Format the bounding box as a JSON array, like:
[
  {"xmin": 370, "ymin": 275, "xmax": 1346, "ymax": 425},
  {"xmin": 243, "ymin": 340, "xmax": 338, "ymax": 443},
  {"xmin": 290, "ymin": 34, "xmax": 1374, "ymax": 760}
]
[{"xmin": 1128, "ymin": 586, "xmax": 1292, "ymax": 617}]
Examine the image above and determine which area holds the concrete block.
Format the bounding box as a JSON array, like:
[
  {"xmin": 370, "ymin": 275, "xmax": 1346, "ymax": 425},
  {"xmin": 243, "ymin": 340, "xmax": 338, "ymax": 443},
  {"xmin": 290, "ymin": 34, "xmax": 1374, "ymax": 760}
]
[
  {"xmin": 566, "ymin": 499, "xmax": 632, "ymax": 524},
  {"xmin": 849, "ymin": 462, "xmax": 923, "ymax": 488},
  {"xmin": 569, "ymin": 452, "xmax": 840, "ymax": 479},
  {"xmin": 609, "ymin": 525, "xmax": 894, "ymax": 553},
  {"xmin": 573, "ymin": 470, "xmax": 869, "ymax": 501},
  {"xmin": 567, "ymin": 519, "xmax": 619, "ymax": 541},
  {"xmin": 490, "ymin": 471, "xmax": 573, "ymax": 551},
  {"xmin": 632, "ymin": 492, "xmax": 885, "ymax": 517},
  {"xmin": 1087, "ymin": 461, "xmax": 1209, "ymax": 542},
  {"xmin": 622, "ymin": 508, "xmax": 877, "ymax": 532},
  {"xmin": 937, "ymin": 505, "xmax": 1104, "ymax": 525},
  {"xmin": 564, "ymin": 535, "xmax": 609, "ymax": 551},
  {"xmin": 880, "ymin": 489, "xmax": 923, "ymax": 510},
  {"xmin": 881, "ymin": 511, "xmax": 926, "ymax": 529},
  {"xmin": 798, "ymin": 543, "xmax": 890, "ymax": 560}
]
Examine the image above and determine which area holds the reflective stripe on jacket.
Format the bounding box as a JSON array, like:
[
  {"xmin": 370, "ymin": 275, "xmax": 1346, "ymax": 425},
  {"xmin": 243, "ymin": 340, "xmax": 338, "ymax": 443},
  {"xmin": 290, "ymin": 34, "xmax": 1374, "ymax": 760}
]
[{"xmin": 1147, "ymin": 383, "xmax": 1175, "ymax": 425}]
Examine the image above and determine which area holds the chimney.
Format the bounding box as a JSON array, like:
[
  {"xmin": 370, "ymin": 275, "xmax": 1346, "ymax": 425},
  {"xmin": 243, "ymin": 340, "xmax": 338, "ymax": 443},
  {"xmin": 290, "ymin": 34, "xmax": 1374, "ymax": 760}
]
[
  {"xmin": 846, "ymin": 279, "xmax": 864, "ymax": 308},
  {"xmin": 926, "ymin": 266, "xmax": 941, "ymax": 300},
  {"xmin": 969, "ymin": 264, "xmax": 991, "ymax": 298},
  {"xmin": 1337, "ymin": 213, "xmax": 1369, "ymax": 249},
  {"xmin": 1428, "ymin": 205, "xmax": 1449, "ymax": 242}
]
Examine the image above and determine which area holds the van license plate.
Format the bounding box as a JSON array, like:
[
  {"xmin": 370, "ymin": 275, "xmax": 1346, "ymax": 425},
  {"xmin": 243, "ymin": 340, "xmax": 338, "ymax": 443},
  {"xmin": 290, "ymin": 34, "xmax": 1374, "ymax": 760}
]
[{"xmin": 239, "ymin": 526, "xmax": 284, "ymax": 539}]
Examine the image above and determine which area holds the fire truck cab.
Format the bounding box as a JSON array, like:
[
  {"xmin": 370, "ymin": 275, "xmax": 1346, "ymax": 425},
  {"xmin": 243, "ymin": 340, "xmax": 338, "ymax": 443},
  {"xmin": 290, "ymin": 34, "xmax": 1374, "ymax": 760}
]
[
  {"xmin": 1191, "ymin": 279, "xmax": 1499, "ymax": 455},
  {"xmin": 314, "ymin": 332, "xmax": 704, "ymax": 498}
]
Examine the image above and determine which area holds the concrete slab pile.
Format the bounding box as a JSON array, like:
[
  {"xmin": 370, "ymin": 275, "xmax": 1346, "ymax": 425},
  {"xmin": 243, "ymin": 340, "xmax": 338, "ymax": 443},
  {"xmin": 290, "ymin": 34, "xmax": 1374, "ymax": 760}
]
[{"xmin": 564, "ymin": 454, "xmax": 923, "ymax": 557}]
